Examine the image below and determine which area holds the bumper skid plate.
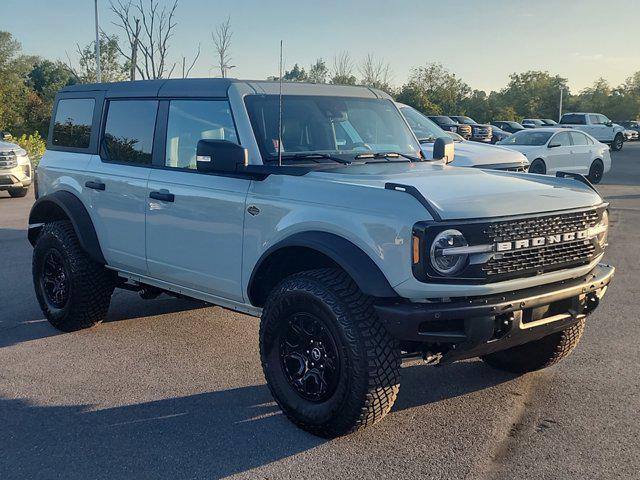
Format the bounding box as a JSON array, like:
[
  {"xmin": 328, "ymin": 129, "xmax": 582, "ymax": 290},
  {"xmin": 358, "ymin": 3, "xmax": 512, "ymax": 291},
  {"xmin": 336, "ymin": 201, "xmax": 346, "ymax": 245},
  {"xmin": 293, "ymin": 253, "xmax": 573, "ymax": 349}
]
[{"xmin": 375, "ymin": 264, "xmax": 614, "ymax": 363}]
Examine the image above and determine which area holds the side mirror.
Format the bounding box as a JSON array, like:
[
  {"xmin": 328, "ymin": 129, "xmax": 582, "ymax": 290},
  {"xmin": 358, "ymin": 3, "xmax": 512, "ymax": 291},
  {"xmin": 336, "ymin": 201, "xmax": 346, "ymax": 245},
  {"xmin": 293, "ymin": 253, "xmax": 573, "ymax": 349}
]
[
  {"xmin": 433, "ymin": 136, "xmax": 454, "ymax": 164},
  {"xmin": 605, "ymin": 121, "xmax": 613, "ymax": 127},
  {"xmin": 548, "ymin": 142, "xmax": 561, "ymax": 148},
  {"xmin": 196, "ymin": 139, "xmax": 248, "ymax": 173}
]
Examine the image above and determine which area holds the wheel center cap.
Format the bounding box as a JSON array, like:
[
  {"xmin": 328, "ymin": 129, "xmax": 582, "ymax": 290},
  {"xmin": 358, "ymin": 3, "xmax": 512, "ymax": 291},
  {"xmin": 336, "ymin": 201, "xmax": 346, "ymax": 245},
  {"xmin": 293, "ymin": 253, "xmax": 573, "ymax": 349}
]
[{"xmin": 311, "ymin": 347, "xmax": 322, "ymax": 361}]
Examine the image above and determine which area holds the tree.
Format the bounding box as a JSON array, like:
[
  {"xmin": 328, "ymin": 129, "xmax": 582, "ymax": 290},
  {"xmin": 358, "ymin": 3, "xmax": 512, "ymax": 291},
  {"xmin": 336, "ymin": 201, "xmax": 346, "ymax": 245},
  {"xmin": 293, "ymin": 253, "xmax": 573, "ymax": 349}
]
[
  {"xmin": 308, "ymin": 58, "xmax": 328, "ymax": 84},
  {"xmin": 179, "ymin": 42, "xmax": 200, "ymax": 78},
  {"xmin": 397, "ymin": 63, "xmax": 470, "ymax": 114},
  {"xmin": 330, "ymin": 51, "xmax": 356, "ymax": 85},
  {"xmin": 110, "ymin": 0, "xmax": 179, "ymax": 80},
  {"xmin": 212, "ymin": 17, "xmax": 233, "ymax": 78},
  {"xmin": 497, "ymin": 70, "xmax": 568, "ymax": 120},
  {"xmin": 29, "ymin": 60, "xmax": 76, "ymax": 101},
  {"xmin": 359, "ymin": 53, "xmax": 392, "ymax": 93},
  {"xmin": 0, "ymin": 32, "xmax": 33, "ymax": 134},
  {"xmin": 283, "ymin": 63, "xmax": 307, "ymax": 82},
  {"xmin": 68, "ymin": 35, "xmax": 129, "ymax": 83}
]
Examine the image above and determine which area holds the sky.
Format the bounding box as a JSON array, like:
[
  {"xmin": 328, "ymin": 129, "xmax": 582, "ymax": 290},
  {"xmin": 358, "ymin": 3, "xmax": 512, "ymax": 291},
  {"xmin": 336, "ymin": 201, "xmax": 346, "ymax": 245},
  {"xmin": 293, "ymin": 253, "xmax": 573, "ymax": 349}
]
[{"xmin": 2, "ymin": 0, "xmax": 639, "ymax": 93}]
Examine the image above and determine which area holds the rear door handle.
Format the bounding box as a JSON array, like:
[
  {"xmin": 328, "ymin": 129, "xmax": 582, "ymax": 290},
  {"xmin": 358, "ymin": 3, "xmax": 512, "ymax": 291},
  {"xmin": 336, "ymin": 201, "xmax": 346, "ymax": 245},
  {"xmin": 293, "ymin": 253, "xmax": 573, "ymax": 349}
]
[
  {"xmin": 149, "ymin": 190, "xmax": 175, "ymax": 202},
  {"xmin": 85, "ymin": 180, "xmax": 106, "ymax": 191}
]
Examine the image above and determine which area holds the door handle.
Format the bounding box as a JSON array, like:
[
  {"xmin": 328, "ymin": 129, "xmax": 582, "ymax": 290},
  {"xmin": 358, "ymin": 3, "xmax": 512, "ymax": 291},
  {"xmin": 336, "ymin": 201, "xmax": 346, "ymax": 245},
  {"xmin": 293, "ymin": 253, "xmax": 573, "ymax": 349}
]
[
  {"xmin": 85, "ymin": 180, "xmax": 106, "ymax": 191},
  {"xmin": 149, "ymin": 190, "xmax": 175, "ymax": 202}
]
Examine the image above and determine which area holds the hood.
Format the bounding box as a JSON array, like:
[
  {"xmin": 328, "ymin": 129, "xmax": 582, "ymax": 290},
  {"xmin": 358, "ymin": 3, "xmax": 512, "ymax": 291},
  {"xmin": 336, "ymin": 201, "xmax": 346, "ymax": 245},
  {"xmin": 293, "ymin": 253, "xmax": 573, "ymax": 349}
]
[
  {"xmin": 310, "ymin": 162, "xmax": 602, "ymax": 220},
  {"xmin": 421, "ymin": 140, "xmax": 528, "ymax": 168},
  {"xmin": 0, "ymin": 140, "xmax": 20, "ymax": 153}
]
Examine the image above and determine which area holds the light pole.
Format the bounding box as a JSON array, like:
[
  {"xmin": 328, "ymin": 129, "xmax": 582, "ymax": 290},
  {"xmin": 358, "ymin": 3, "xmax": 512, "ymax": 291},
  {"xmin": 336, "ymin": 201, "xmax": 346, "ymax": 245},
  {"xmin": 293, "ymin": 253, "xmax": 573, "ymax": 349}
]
[
  {"xmin": 558, "ymin": 86, "xmax": 564, "ymax": 122},
  {"xmin": 95, "ymin": 0, "xmax": 101, "ymax": 83}
]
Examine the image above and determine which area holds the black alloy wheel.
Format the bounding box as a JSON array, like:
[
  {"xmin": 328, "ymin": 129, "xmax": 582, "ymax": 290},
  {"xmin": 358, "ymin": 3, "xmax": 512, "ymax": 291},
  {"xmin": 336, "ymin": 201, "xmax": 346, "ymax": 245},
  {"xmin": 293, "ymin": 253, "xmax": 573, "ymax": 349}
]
[
  {"xmin": 280, "ymin": 312, "xmax": 341, "ymax": 402},
  {"xmin": 41, "ymin": 249, "xmax": 70, "ymax": 309}
]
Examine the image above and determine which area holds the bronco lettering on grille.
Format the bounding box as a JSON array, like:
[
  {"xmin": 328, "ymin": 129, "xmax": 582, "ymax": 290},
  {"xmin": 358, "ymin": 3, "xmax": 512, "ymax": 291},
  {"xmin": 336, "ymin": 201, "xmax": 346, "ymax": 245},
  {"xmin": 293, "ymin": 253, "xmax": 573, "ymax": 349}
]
[{"xmin": 496, "ymin": 230, "xmax": 589, "ymax": 252}]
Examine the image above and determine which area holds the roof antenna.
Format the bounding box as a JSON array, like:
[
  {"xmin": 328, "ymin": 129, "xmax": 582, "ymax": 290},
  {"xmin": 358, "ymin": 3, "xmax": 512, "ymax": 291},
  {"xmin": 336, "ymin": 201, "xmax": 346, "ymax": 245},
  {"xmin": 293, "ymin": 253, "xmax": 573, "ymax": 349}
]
[{"xmin": 278, "ymin": 40, "xmax": 283, "ymax": 167}]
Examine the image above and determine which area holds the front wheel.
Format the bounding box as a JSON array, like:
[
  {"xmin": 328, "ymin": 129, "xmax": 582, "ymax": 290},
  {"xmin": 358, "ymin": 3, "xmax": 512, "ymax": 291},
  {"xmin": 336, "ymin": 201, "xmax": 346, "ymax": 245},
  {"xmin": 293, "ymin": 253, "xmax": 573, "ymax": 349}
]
[
  {"xmin": 611, "ymin": 133, "xmax": 624, "ymax": 151},
  {"xmin": 528, "ymin": 158, "xmax": 546, "ymax": 175},
  {"xmin": 8, "ymin": 187, "xmax": 29, "ymax": 198},
  {"xmin": 481, "ymin": 320, "xmax": 585, "ymax": 374},
  {"xmin": 588, "ymin": 159, "xmax": 604, "ymax": 184},
  {"xmin": 259, "ymin": 268, "xmax": 400, "ymax": 438}
]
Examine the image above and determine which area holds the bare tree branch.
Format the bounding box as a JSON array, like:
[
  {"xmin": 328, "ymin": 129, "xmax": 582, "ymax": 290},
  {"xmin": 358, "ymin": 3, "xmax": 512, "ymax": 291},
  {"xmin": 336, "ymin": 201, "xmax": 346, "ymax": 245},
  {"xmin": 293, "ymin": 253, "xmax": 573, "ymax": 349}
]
[
  {"xmin": 212, "ymin": 17, "xmax": 233, "ymax": 78},
  {"xmin": 181, "ymin": 42, "xmax": 200, "ymax": 78}
]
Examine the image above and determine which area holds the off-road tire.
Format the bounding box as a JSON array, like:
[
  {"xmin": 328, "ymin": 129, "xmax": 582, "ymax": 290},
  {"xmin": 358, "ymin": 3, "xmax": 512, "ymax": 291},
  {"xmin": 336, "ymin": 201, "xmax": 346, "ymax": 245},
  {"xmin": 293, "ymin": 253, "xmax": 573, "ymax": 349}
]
[
  {"xmin": 529, "ymin": 158, "xmax": 546, "ymax": 175},
  {"xmin": 611, "ymin": 133, "xmax": 624, "ymax": 151},
  {"xmin": 259, "ymin": 268, "xmax": 400, "ymax": 438},
  {"xmin": 8, "ymin": 187, "xmax": 29, "ymax": 198},
  {"xmin": 481, "ymin": 319, "xmax": 586, "ymax": 374},
  {"xmin": 588, "ymin": 159, "xmax": 604, "ymax": 184},
  {"xmin": 33, "ymin": 221, "xmax": 114, "ymax": 332}
]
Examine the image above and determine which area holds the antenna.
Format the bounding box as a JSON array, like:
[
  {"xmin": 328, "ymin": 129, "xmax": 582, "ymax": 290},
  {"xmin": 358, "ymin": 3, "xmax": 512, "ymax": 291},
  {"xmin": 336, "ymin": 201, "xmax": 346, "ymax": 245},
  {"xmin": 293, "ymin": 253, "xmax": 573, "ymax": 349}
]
[{"xmin": 278, "ymin": 40, "xmax": 283, "ymax": 167}]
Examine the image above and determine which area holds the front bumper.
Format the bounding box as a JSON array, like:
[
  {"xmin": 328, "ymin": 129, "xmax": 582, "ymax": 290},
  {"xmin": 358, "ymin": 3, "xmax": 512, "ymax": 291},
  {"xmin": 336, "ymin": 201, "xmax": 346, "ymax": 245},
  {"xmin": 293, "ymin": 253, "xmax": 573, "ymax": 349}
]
[
  {"xmin": 0, "ymin": 162, "xmax": 32, "ymax": 190},
  {"xmin": 375, "ymin": 263, "xmax": 614, "ymax": 363}
]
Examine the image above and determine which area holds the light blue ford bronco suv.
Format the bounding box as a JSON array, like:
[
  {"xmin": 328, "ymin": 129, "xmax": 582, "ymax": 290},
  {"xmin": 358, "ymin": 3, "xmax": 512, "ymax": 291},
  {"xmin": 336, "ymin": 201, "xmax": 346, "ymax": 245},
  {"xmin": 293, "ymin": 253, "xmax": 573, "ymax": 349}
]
[{"xmin": 30, "ymin": 79, "xmax": 614, "ymax": 437}]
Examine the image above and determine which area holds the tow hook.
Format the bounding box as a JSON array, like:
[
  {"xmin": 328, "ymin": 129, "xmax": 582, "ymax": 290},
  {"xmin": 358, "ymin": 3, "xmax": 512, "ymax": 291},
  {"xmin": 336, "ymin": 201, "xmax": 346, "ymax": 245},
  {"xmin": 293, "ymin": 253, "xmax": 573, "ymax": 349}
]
[{"xmin": 583, "ymin": 293, "xmax": 600, "ymax": 315}]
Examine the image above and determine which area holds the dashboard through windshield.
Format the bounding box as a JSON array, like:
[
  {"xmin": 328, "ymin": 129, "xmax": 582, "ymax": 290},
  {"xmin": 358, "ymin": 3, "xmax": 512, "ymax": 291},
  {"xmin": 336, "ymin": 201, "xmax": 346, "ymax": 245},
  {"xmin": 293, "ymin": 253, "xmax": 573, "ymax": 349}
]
[{"xmin": 244, "ymin": 95, "xmax": 421, "ymax": 162}]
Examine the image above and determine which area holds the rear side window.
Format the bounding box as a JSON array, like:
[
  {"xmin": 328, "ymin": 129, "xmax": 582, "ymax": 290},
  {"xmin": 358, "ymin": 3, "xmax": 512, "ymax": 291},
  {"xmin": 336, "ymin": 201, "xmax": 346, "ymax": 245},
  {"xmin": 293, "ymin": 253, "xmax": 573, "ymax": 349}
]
[
  {"xmin": 589, "ymin": 114, "xmax": 601, "ymax": 125},
  {"xmin": 560, "ymin": 114, "xmax": 586, "ymax": 125},
  {"xmin": 569, "ymin": 131, "xmax": 588, "ymax": 145},
  {"xmin": 52, "ymin": 98, "xmax": 95, "ymax": 148},
  {"xmin": 103, "ymin": 100, "xmax": 158, "ymax": 165}
]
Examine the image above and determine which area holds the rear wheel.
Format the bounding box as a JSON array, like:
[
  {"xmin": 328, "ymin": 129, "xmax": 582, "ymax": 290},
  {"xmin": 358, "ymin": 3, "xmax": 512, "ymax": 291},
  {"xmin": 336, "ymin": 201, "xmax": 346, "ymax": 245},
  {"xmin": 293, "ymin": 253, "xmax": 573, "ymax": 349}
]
[
  {"xmin": 529, "ymin": 159, "xmax": 546, "ymax": 175},
  {"xmin": 259, "ymin": 268, "xmax": 400, "ymax": 438},
  {"xmin": 588, "ymin": 159, "xmax": 604, "ymax": 184},
  {"xmin": 33, "ymin": 221, "xmax": 114, "ymax": 332},
  {"xmin": 481, "ymin": 320, "xmax": 585, "ymax": 374},
  {"xmin": 8, "ymin": 187, "xmax": 29, "ymax": 198},
  {"xmin": 611, "ymin": 133, "xmax": 624, "ymax": 151}
]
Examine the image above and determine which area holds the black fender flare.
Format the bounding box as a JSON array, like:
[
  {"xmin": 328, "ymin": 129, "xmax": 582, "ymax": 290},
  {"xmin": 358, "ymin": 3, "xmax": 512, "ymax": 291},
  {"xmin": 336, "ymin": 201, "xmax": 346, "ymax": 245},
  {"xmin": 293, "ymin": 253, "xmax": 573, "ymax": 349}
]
[
  {"xmin": 28, "ymin": 190, "xmax": 105, "ymax": 264},
  {"xmin": 248, "ymin": 231, "xmax": 398, "ymax": 305}
]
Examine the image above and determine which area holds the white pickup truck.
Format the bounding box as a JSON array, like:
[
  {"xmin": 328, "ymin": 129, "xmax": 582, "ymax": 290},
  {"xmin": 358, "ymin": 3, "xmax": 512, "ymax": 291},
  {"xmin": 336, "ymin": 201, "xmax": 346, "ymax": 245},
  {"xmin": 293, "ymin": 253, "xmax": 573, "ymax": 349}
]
[{"xmin": 559, "ymin": 113, "xmax": 625, "ymax": 151}]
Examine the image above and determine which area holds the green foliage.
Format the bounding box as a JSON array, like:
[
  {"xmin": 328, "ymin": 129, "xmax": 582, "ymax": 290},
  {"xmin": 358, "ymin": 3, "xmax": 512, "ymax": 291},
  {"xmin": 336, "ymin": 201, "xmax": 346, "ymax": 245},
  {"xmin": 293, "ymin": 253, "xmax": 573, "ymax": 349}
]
[
  {"xmin": 14, "ymin": 131, "xmax": 46, "ymax": 165},
  {"xmin": 29, "ymin": 60, "xmax": 76, "ymax": 101},
  {"xmin": 283, "ymin": 63, "xmax": 307, "ymax": 82},
  {"xmin": 73, "ymin": 34, "xmax": 129, "ymax": 83},
  {"xmin": 308, "ymin": 58, "xmax": 328, "ymax": 84}
]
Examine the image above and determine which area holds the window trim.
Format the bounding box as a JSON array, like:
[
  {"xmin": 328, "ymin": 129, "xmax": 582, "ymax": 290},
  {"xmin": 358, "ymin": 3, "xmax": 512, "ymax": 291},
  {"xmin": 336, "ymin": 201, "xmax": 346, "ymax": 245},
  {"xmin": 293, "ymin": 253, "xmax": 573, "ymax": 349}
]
[
  {"xmin": 98, "ymin": 97, "xmax": 160, "ymax": 167},
  {"xmin": 47, "ymin": 92, "xmax": 105, "ymax": 154},
  {"xmin": 155, "ymin": 97, "xmax": 240, "ymax": 172}
]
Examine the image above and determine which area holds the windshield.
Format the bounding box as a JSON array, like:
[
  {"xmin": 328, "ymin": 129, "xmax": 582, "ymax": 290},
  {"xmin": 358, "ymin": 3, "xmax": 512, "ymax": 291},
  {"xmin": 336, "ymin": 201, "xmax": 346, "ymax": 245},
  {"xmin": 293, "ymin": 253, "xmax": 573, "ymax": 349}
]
[
  {"xmin": 430, "ymin": 116, "xmax": 456, "ymax": 125},
  {"xmin": 456, "ymin": 116, "xmax": 476, "ymax": 125},
  {"xmin": 400, "ymin": 106, "xmax": 447, "ymax": 142},
  {"xmin": 245, "ymin": 95, "xmax": 420, "ymax": 161},
  {"xmin": 498, "ymin": 130, "xmax": 553, "ymax": 146}
]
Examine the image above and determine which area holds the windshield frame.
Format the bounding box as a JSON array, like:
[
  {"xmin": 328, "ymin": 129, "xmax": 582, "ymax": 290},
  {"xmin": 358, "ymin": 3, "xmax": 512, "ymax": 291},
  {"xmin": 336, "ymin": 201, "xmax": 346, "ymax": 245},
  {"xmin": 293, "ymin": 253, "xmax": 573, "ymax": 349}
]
[
  {"xmin": 244, "ymin": 94, "xmax": 422, "ymax": 164},
  {"xmin": 399, "ymin": 106, "xmax": 449, "ymax": 143}
]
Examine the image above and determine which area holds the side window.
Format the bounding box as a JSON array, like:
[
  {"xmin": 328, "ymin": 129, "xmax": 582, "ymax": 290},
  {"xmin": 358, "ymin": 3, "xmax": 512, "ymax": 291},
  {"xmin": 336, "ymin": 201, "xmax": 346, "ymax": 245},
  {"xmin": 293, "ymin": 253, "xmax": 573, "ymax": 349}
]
[
  {"xmin": 552, "ymin": 132, "xmax": 572, "ymax": 146},
  {"xmin": 598, "ymin": 114, "xmax": 610, "ymax": 124},
  {"xmin": 165, "ymin": 100, "xmax": 238, "ymax": 169},
  {"xmin": 589, "ymin": 114, "xmax": 601, "ymax": 125},
  {"xmin": 52, "ymin": 98, "xmax": 95, "ymax": 148},
  {"xmin": 103, "ymin": 100, "xmax": 158, "ymax": 165},
  {"xmin": 569, "ymin": 131, "xmax": 588, "ymax": 145}
]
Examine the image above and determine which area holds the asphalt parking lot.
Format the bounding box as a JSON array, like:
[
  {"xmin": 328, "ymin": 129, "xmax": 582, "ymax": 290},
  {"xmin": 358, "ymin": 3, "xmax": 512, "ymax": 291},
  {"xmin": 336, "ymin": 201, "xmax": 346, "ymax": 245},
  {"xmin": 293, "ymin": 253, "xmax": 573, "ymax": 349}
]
[{"xmin": 1, "ymin": 145, "xmax": 639, "ymax": 480}]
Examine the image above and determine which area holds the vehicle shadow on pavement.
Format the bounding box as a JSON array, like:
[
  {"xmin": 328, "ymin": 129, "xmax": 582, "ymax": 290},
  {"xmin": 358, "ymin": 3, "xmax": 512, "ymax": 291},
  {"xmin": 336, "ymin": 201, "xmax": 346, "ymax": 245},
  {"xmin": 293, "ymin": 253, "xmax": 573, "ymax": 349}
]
[
  {"xmin": 0, "ymin": 292, "xmax": 207, "ymax": 349},
  {"xmin": 0, "ymin": 385, "xmax": 322, "ymax": 480},
  {"xmin": 0, "ymin": 360, "xmax": 514, "ymax": 480},
  {"xmin": 395, "ymin": 360, "xmax": 517, "ymax": 412}
]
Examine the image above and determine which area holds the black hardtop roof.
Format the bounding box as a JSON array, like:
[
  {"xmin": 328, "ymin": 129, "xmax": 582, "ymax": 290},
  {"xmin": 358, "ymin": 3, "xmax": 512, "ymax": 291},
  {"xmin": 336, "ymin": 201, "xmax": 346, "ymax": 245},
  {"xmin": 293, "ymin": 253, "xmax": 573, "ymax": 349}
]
[{"xmin": 60, "ymin": 78, "xmax": 389, "ymax": 99}]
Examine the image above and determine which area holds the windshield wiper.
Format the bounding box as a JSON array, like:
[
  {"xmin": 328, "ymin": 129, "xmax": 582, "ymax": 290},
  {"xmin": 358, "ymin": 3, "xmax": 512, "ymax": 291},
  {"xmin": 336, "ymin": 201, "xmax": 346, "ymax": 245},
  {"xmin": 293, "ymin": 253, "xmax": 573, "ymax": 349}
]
[
  {"xmin": 273, "ymin": 153, "xmax": 352, "ymax": 165},
  {"xmin": 354, "ymin": 152, "xmax": 422, "ymax": 162},
  {"xmin": 418, "ymin": 136, "xmax": 437, "ymax": 143}
]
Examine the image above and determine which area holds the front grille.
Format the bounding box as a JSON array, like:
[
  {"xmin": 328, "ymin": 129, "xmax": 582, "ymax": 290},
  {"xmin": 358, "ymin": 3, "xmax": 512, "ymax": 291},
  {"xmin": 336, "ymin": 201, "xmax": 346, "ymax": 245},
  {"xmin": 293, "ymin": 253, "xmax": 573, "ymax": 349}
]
[
  {"xmin": 484, "ymin": 240, "xmax": 596, "ymax": 276},
  {"xmin": 456, "ymin": 125, "xmax": 472, "ymax": 137},
  {"xmin": 487, "ymin": 210, "xmax": 599, "ymax": 242},
  {"xmin": 483, "ymin": 209, "xmax": 601, "ymax": 279},
  {"xmin": 0, "ymin": 154, "xmax": 17, "ymax": 169}
]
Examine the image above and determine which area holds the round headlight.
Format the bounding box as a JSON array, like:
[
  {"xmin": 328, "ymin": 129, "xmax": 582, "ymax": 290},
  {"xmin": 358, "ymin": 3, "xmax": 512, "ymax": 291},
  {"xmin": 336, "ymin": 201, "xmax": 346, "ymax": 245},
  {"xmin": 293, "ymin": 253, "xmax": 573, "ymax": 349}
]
[
  {"xmin": 597, "ymin": 210, "xmax": 609, "ymax": 248},
  {"xmin": 430, "ymin": 229, "xmax": 468, "ymax": 276}
]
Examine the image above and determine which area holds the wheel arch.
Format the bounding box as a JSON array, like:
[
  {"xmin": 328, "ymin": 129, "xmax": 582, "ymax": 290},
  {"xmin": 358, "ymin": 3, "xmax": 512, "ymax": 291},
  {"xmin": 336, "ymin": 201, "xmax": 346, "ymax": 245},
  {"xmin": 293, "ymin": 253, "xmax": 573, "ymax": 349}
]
[
  {"xmin": 247, "ymin": 231, "xmax": 399, "ymax": 307},
  {"xmin": 28, "ymin": 190, "xmax": 105, "ymax": 264}
]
